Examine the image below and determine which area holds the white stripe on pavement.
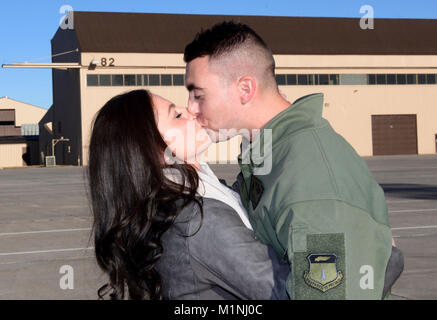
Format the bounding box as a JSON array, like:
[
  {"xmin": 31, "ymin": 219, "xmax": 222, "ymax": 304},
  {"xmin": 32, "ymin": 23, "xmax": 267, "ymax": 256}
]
[
  {"xmin": 389, "ymin": 208, "xmax": 437, "ymax": 213},
  {"xmin": 0, "ymin": 228, "xmax": 91, "ymax": 236},
  {"xmin": 386, "ymin": 200, "xmax": 427, "ymax": 204},
  {"xmin": 391, "ymin": 225, "xmax": 437, "ymax": 231},
  {"xmin": 0, "ymin": 247, "xmax": 94, "ymax": 256}
]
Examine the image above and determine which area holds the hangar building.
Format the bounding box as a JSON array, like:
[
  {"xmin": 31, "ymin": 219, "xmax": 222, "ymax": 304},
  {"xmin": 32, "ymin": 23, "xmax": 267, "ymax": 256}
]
[
  {"xmin": 19, "ymin": 12, "xmax": 437, "ymax": 165},
  {"xmin": 0, "ymin": 97, "xmax": 45, "ymax": 168}
]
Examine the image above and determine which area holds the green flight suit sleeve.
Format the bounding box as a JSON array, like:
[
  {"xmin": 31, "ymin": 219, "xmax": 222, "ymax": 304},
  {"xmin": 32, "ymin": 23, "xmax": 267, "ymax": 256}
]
[{"xmin": 274, "ymin": 199, "xmax": 393, "ymax": 300}]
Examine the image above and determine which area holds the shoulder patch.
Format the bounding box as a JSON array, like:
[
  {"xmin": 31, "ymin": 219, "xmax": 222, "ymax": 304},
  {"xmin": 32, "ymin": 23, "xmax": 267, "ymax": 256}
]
[
  {"xmin": 303, "ymin": 253, "xmax": 343, "ymax": 292},
  {"xmin": 290, "ymin": 233, "xmax": 346, "ymax": 299},
  {"xmin": 249, "ymin": 175, "xmax": 264, "ymax": 210}
]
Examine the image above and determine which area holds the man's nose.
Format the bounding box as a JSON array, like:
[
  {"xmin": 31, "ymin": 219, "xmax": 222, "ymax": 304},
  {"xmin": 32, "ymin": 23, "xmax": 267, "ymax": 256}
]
[{"xmin": 187, "ymin": 98, "xmax": 199, "ymax": 117}]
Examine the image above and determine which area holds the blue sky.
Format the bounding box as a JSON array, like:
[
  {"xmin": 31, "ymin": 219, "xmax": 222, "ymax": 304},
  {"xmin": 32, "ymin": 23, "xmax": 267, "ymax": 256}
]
[{"xmin": 1, "ymin": 0, "xmax": 437, "ymax": 109}]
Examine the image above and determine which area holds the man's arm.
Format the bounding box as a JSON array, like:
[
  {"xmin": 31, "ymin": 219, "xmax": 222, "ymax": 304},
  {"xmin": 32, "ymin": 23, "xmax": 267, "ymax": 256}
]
[{"xmin": 382, "ymin": 246, "xmax": 404, "ymax": 299}]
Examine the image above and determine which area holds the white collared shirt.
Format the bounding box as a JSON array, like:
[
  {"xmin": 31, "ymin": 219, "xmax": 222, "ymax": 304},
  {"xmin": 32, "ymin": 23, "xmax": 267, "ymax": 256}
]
[
  {"xmin": 196, "ymin": 162, "xmax": 252, "ymax": 230},
  {"xmin": 163, "ymin": 162, "xmax": 253, "ymax": 230}
]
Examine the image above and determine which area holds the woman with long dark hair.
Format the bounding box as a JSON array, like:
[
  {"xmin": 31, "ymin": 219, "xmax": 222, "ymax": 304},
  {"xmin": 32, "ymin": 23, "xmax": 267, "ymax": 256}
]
[{"xmin": 88, "ymin": 89, "xmax": 289, "ymax": 300}]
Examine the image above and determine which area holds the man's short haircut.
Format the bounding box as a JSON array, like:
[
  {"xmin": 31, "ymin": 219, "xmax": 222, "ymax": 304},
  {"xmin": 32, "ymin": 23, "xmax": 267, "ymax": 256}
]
[{"xmin": 184, "ymin": 21, "xmax": 276, "ymax": 88}]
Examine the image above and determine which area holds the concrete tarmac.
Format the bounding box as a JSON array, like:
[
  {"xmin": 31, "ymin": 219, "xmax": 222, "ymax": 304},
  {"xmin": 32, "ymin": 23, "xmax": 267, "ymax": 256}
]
[{"xmin": 0, "ymin": 155, "xmax": 436, "ymax": 299}]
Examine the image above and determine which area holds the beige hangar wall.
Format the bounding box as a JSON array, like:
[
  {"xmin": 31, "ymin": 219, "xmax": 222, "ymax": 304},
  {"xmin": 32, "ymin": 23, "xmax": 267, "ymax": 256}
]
[{"xmin": 54, "ymin": 52, "xmax": 437, "ymax": 165}]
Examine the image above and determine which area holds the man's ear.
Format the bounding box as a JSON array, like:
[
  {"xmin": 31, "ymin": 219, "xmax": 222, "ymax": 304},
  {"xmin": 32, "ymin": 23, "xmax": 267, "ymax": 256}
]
[{"xmin": 237, "ymin": 76, "xmax": 256, "ymax": 105}]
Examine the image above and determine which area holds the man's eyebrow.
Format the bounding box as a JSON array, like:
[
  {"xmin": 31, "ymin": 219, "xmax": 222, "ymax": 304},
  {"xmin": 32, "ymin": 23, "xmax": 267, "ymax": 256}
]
[
  {"xmin": 167, "ymin": 103, "xmax": 175, "ymax": 116},
  {"xmin": 186, "ymin": 83, "xmax": 204, "ymax": 91}
]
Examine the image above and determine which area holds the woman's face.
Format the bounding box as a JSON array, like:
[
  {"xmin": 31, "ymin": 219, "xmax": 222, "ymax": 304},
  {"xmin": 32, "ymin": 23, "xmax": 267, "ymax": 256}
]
[{"xmin": 152, "ymin": 94, "xmax": 212, "ymax": 165}]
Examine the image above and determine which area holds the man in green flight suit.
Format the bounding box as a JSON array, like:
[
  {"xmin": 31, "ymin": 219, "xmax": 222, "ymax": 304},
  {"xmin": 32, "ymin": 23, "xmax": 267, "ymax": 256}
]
[{"xmin": 184, "ymin": 21, "xmax": 403, "ymax": 299}]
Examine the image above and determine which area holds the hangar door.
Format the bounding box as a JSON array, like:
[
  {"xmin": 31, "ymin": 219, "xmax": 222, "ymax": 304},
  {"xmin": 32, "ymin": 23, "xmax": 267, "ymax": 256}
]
[{"xmin": 371, "ymin": 115, "xmax": 418, "ymax": 155}]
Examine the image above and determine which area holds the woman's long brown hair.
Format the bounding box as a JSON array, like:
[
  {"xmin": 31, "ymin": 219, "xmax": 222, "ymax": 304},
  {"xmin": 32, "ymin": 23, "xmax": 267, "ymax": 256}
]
[{"xmin": 87, "ymin": 89, "xmax": 202, "ymax": 299}]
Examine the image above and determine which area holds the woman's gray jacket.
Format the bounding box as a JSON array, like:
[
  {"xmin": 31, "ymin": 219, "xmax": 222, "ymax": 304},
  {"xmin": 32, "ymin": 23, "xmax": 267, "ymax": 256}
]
[{"xmin": 155, "ymin": 197, "xmax": 290, "ymax": 300}]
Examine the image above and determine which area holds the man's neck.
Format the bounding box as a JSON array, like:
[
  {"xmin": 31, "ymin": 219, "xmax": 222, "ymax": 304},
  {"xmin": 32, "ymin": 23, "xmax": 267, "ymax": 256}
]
[{"xmin": 246, "ymin": 94, "xmax": 291, "ymax": 142}]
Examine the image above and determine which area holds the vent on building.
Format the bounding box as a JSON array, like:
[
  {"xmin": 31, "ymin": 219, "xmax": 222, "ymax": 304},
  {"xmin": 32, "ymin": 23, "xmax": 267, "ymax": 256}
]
[{"xmin": 45, "ymin": 156, "xmax": 56, "ymax": 167}]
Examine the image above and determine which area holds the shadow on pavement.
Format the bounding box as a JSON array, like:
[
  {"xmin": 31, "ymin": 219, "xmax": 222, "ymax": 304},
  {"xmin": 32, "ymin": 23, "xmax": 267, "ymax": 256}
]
[{"xmin": 380, "ymin": 183, "xmax": 437, "ymax": 200}]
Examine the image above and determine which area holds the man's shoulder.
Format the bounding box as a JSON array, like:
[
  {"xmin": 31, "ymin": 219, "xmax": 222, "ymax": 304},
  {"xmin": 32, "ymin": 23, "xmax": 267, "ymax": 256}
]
[{"xmin": 259, "ymin": 127, "xmax": 341, "ymax": 203}]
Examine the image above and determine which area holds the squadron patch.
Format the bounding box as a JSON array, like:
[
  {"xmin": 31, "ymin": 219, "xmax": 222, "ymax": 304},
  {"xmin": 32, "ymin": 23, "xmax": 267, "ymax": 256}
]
[{"xmin": 303, "ymin": 253, "xmax": 343, "ymax": 292}]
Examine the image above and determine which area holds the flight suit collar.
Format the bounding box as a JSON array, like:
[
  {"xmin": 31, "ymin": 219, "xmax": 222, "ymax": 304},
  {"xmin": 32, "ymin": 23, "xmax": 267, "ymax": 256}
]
[{"xmin": 238, "ymin": 92, "xmax": 325, "ymax": 173}]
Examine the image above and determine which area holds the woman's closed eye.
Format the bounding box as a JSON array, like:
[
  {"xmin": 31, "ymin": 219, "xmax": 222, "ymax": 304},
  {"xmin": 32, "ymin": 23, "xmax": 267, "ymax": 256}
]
[{"xmin": 173, "ymin": 106, "xmax": 195, "ymax": 120}]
